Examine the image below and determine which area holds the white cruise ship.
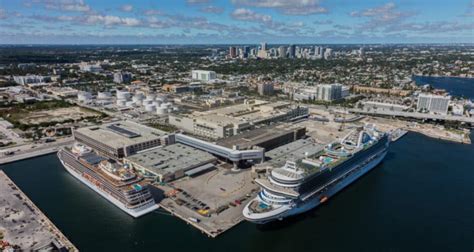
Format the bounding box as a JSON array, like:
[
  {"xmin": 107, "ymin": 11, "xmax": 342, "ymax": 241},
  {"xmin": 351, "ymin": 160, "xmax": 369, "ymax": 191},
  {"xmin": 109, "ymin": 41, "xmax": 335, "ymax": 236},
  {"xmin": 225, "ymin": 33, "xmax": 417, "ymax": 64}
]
[
  {"xmin": 58, "ymin": 143, "xmax": 158, "ymax": 218},
  {"xmin": 243, "ymin": 125, "xmax": 390, "ymax": 224}
]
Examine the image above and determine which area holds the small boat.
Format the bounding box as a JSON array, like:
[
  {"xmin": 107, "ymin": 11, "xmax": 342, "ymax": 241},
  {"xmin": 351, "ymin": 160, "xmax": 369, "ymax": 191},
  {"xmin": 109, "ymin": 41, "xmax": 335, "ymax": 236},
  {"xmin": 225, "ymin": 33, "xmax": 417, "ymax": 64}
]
[
  {"xmin": 188, "ymin": 217, "xmax": 200, "ymax": 223},
  {"xmin": 320, "ymin": 196, "xmax": 328, "ymax": 203}
]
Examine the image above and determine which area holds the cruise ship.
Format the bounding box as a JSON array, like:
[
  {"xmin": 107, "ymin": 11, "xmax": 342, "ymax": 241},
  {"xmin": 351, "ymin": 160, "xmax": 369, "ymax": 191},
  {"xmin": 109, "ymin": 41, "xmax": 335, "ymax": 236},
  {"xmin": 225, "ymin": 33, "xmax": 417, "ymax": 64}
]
[
  {"xmin": 57, "ymin": 143, "xmax": 158, "ymax": 218},
  {"xmin": 243, "ymin": 125, "xmax": 390, "ymax": 224}
]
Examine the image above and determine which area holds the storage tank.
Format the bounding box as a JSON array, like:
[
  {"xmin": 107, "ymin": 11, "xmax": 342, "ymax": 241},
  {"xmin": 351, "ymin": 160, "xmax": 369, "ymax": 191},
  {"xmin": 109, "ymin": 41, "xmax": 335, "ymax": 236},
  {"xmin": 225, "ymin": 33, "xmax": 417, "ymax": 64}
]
[
  {"xmin": 142, "ymin": 99, "xmax": 154, "ymax": 106},
  {"xmin": 155, "ymin": 95, "xmax": 168, "ymax": 103},
  {"xmin": 116, "ymin": 90, "xmax": 131, "ymax": 100},
  {"xmin": 161, "ymin": 102, "xmax": 172, "ymax": 110},
  {"xmin": 77, "ymin": 91, "xmax": 92, "ymax": 102},
  {"xmin": 156, "ymin": 107, "xmax": 168, "ymax": 115},
  {"xmin": 146, "ymin": 93, "xmax": 156, "ymax": 101},
  {"xmin": 145, "ymin": 104, "xmax": 156, "ymax": 112},
  {"xmin": 97, "ymin": 91, "xmax": 112, "ymax": 99},
  {"xmin": 116, "ymin": 99, "xmax": 127, "ymax": 107},
  {"xmin": 132, "ymin": 93, "xmax": 145, "ymax": 103},
  {"xmin": 125, "ymin": 101, "xmax": 135, "ymax": 107}
]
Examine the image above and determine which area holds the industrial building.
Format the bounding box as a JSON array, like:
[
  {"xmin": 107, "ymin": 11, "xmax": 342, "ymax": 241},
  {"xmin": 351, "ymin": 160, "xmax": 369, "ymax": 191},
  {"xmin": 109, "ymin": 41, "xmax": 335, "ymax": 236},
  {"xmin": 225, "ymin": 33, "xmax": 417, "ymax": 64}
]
[
  {"xmin": 13, "ymin": 75, "xmax": 51, "ymax": 85},
  {"xmin": 216, "ymin": 123, "xmax": 306, "ymax": 152},
  {"xmin": 191, "ymin": 70, "xmax": 216, "ymax": 82},
  {"xmin": 73, "ymin": 120, "xmax": 173, "ymax": 159},
  {"xmin": 169, "ymin": 100, "xmax": 308, "ymax": 139},
  {"xmin": 124, "ymin": 143, "xmax": 217, "ymax": 182}
]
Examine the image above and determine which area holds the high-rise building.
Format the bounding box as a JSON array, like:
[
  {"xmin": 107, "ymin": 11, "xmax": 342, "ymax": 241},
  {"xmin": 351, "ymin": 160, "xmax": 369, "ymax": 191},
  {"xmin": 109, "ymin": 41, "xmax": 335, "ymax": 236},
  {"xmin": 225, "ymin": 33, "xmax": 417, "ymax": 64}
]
[
  {"xmin": 261, "ymin": 42, "xmax": 268, "ymax": 51},
  {"xmin": 317, "ymin": 83, "xmax": 342, "ymax": 101},
  {"xmin": 278, "ymin": 46, "xmax": 287, "ymax": 58},
  {"xmin": 288, "ymin": 44, "xmax": 296, "ymax": 58},
  {"xmin": 229, "ymin": 46, "xmax": 237, "ymax": 58},
  {"xmin": 315, "ymin": 46, "xmax": 323, "ymax": 57},
  {"xmin": 417, "ymin": 93, "xmax": 451, "ymax": 114},
  {"xmin": 113, "ymin": 72, "xmax": 132, "ymax": 84},
  {"xmin": 324, "ymin": 48, "xmax": 333, "ymax": 60},
  {"xmin": 258, "ymin": 83, "xmax": 274, "ymax": 96}
]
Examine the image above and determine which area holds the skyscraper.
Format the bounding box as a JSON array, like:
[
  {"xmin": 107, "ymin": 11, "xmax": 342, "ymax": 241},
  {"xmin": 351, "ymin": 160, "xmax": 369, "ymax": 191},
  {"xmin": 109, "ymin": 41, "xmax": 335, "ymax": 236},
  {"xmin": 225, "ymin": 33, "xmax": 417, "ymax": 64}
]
[
  {"xmin": 278, "ymin": 46, "xmax": 287, "ymax": 58},
  {"xmin": 229, "ymin": 46, "xmax": 237, "ymax": 58},
  {"xmin": 261, "ymin": 42, "xmax": 267, "ymax": 51},
  {"xmin": 288, "ymin": 44, "xmax": 296, "ymax": 58}
]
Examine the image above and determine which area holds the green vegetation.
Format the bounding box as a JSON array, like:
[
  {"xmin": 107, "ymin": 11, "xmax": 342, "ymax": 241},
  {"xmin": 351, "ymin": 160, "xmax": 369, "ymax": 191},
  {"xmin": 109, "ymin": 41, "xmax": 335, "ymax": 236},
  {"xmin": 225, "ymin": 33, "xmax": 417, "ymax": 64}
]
[
  {"xmin": 148, "ymin": 123, "xmax": 178, "ymax": 133},
  {"xmin": 0, "ymin": 100, "xmax": 105, "ymax": 132}
]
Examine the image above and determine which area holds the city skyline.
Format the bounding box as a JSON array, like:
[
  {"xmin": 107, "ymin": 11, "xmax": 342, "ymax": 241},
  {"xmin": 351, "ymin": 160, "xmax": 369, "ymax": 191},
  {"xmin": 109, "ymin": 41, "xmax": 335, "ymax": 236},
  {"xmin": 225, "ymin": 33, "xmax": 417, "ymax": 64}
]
[{"xmin": 0, "ymin": 0, "xmax": 473, "ymax": 44}]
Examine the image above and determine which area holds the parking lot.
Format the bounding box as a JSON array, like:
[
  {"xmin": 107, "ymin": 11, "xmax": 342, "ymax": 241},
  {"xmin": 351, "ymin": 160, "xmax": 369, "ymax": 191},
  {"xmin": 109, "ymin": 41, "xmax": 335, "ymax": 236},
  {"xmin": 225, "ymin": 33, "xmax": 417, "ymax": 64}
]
[{"xmin": 154, "ymin": 165, "xmax": 259, "ymax": 237}]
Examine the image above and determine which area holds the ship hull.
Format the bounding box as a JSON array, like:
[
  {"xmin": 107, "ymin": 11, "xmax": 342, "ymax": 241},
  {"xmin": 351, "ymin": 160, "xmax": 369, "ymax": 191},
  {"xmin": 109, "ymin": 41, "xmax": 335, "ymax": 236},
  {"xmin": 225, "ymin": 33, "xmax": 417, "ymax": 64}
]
[
  {"xmin": 245, "ymin": 149, "xmax": 387, "ymax": 224},
  {"xmin": 58, "ymin": 153, "xmax": 159, "ymax": 218}
]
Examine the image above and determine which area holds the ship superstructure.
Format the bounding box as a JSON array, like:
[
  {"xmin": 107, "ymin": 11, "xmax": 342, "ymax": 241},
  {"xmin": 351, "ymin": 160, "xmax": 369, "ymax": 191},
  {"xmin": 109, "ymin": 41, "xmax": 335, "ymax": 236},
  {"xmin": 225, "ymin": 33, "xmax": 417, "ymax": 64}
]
[
  {"xmin": 243, "ymin": 125, "xmax": 390, "ymax": 224},
  {"xmin": 58, "ymin": 143, "xmax": 158, "ymax": 218}
]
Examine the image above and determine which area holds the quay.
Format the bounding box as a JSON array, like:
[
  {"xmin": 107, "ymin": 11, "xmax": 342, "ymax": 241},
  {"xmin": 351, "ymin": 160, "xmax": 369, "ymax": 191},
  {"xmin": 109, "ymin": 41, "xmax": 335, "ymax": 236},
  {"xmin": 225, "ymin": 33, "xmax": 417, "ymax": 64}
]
[
  {"xmin": 0, "ymin": 170, "xmax": 78, "ymax": 251},
  {"xmin": 153, "ymin": 166, "xmax": 260, "ymax": 238},
  {"xmin": 0, "ymin": 138, "xmax": 74, "ymax": 165}
]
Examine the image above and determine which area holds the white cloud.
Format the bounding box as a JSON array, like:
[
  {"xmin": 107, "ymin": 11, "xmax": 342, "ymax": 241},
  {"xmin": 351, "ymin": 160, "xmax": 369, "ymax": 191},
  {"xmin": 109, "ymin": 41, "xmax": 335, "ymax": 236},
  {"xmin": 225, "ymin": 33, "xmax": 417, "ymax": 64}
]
[
  {"xmin": 201, "ymin": 6, "xmax": 224, "ymax": 14},
  {"xmin": 143, "ymin": 9, "xmax": 163, "ymax": 16},
  {"xmin": 120, "ymin": 4, "xmax": 133, "ymax": 12},
  {"xmin": 82, "ymin": 15, "xmax": 141, "ymax": 27},
  {"xmin": 231, "ymin": 0, "xmax": 327, "ymax": 15},
  {"xmin": 350, "ymin": 2, "xmax": 411, "ymax": 23},
  {"xmin": 35, "ymin": 0, "xmax": 92, "ymax": 12},
  {"xmin": 186, "ymin": 0, "xmax": 210, "ymax": 4},
  {"xmin": 231, "ymin": 8, "xmax": 272, "ymax": 23},
  {"xmin": 0, "ymin": 8, "xmax": 6, "ymax": 19}
]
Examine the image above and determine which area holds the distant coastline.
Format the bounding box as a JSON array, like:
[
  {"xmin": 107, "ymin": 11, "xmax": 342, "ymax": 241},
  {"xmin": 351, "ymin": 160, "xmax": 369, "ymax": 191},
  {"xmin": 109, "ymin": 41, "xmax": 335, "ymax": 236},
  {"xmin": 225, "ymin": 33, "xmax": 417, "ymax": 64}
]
[{"xmin": 412, "ymin": 75, "xmax": 474, "ymax": 80}]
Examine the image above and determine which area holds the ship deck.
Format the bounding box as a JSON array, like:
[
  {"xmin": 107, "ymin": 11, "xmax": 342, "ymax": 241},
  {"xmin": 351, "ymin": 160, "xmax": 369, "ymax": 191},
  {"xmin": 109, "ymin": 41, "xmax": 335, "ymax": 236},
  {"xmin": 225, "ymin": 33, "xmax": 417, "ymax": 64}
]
[{"xmin": 255, "ymin": 178, "xmax": 300, "ymax": 198}]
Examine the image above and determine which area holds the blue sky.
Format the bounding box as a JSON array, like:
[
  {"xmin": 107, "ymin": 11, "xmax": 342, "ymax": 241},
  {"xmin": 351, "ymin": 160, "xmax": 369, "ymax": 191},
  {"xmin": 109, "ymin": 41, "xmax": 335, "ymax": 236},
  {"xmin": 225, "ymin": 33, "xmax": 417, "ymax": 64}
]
[{"xmin": 0, "ymin": 0, "xmax": 473, "ymax": 44}]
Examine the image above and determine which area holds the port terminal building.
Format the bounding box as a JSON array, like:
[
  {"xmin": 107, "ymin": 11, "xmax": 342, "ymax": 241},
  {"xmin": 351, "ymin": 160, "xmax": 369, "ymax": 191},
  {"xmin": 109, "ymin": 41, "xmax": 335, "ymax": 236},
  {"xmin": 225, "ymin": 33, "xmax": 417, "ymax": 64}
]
[
  {"xmin": 169, "ymin": 100, "xmax": 309, "ymax": 139},
  {"xmin": 73, "ymin": 120, "xmax": 174, "ymax": 159},
  {"xmin": 124, "ymin": 143, "xmax": 217, "ymax": 182}
]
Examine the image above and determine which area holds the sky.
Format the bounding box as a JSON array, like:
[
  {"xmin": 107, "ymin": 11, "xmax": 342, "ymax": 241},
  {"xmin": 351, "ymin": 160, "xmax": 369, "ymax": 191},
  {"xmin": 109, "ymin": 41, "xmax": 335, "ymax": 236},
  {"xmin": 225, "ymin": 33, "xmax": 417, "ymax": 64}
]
[{"xmin": 0, "ymin": 0, "xmax": 473, "ymax": 44}]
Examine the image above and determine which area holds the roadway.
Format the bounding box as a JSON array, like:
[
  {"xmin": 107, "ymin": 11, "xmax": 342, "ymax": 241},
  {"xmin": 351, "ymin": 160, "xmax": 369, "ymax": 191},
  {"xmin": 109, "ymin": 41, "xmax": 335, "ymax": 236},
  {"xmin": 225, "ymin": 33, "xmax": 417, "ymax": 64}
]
[
  {"xmin": 349, "ymin": 108, "xmax": 474, "ymax": 124},
  {"xmin": 0, "ymin": 137, "xmax": 74, "ymax": 165}
]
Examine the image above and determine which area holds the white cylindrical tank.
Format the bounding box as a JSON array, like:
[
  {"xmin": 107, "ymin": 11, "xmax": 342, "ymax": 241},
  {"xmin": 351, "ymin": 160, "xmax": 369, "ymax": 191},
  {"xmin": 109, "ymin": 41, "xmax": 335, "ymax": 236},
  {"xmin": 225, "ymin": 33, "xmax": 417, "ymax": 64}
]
[
  {"xmin": 155, "ymin": 95, "xmax": 168, "ymax": 103},
  {"xmin": 142, "ymin": 99, "xmax": 154, "ymax": 106},
  {"xmin": 116, "ymin": 99, "xmax": 127, "ymax": 107},
  {"xmin": 97, "ymin": 91, "xmax": 112, "ymax": 99},
  {"xmin": 145, "ymin": 104, "xmax": 156, "ymax": 112},
  {"xmin": 116, "ymin": 90, "xmax": 131, "ymax": 100},
  {"xmin": 77, "ymin": 91, "xmax": 92, "ymax": 102},
  {"xmin": 132, "ymin": 94, "xmax": 145, "ymax": 103},
  {"xmin": 146, "ymin": 93, "xmax": 156, "ymax": 100},
  {"xmin": 156, "ymin": 107, "xmax": 168, "ymax": 115},
  {"xmin": 161, "ymin": 102, "xmax": 172, "ymax": 109}
]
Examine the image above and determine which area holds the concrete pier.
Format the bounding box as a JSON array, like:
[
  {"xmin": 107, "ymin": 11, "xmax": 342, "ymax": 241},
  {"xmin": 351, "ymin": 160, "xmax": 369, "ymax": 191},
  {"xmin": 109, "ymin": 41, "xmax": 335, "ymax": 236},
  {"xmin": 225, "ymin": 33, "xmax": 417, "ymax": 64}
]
[
  {"xmin": 0, "ymin": 138, "xmax": 74, "ymax": 165},
  {"xmin": 0, "ymin": 171, "xmax": 78, "ymax": 251}
]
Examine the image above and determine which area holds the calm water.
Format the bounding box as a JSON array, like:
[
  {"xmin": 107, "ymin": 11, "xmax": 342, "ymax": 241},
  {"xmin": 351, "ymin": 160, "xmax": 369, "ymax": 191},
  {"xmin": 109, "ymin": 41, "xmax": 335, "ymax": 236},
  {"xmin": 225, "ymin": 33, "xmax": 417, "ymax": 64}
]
[
  {"xmin": 413, "ymin": 75, "xmax": 474, "ymax": 99},
  {"xmin": 1, "ymin": 132, "xmax": 473, "ymax": 252}
]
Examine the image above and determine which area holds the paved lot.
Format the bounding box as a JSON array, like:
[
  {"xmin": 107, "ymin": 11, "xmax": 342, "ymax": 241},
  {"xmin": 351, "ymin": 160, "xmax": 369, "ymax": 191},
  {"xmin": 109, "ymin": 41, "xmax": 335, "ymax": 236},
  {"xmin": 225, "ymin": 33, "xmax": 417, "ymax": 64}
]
[
  {"xmin": 155, "ymin": 166, "xmax": 259, "ymax": 237},
  {"xmin": 0, "ymin": 171, "xmax": 77, "ymax": 251}
]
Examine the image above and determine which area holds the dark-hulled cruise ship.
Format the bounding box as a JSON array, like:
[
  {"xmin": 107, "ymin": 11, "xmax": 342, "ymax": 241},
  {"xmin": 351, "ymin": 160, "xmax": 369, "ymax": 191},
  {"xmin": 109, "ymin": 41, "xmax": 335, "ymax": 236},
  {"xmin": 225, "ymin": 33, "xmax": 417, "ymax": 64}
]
[{"xmin": 243, "ymin": 125, "xmax": 390, "ymax": 224}]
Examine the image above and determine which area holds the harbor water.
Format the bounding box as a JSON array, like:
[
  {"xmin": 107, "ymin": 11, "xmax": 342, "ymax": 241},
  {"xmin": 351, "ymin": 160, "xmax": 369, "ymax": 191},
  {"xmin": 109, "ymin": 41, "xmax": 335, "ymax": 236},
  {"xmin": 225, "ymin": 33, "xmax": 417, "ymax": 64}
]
[
  {"xmin": 413, "ymin": 75, "xmax": 474, "ymax": 99},
  {"xmin": 1, "ymin": 132, "xmax": 473, "ymax": 251}
]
